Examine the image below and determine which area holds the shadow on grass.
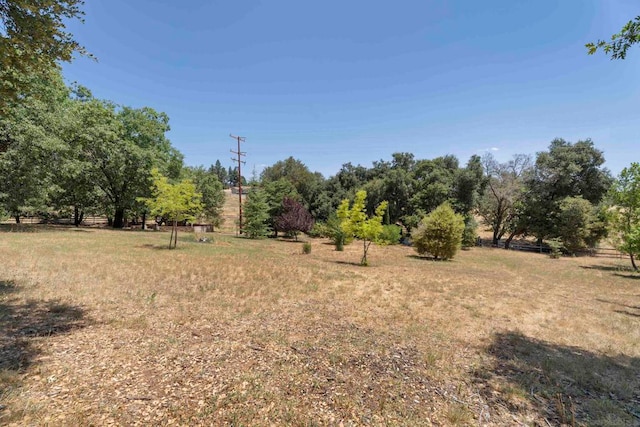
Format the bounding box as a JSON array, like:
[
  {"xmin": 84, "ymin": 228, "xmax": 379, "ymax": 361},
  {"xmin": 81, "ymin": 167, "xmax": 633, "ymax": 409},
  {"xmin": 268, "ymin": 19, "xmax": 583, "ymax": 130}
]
[
  {"xmin": 137, "ymin": 243, "xmax": 184, "ymax": 251},
  {"xmin": 580, "ymin": 264, "xmax": 636, "ymax": 273},
  {"xmin": 596, "ymin": 298, "xmax": 640, "ymax": 311},
  {"xmin": 1, "ymin": 279, "xmax": 88, "ymax": 411},
  {"xmin": 333, "ymin": 260, "xmax": 365, "ymax": 267},
  {"xmin": 0, "ymin": 224, "xmax": 95, "ymax": 233},
  {"xmin": 614, "ymin": 310, "xmax": 640, "ymax": 318},
  {"xmin": 581, "ymin": 265, "xmax": 640, "ymax": 281},
  {"xmin": 614, "ymin": 273, "xmax": 640, "ymax": 280},
  {"xmin": 273, "ymin": 238, "xmax": 305, "ymax": 244},
  {"xmin": 407, "ymin": 254, "xmax": 449, "ymax": 261},
  {"xmin": 473, "ymin": 331, "xmax": 640, "ymax": 426}
]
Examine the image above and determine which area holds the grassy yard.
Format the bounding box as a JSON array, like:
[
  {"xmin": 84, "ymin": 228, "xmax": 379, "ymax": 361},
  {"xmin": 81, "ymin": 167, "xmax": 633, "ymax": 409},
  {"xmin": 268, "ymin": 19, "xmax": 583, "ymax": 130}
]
[{"xmin": 0, "ymin": 227, "xmax": 639, "ymax": 426}]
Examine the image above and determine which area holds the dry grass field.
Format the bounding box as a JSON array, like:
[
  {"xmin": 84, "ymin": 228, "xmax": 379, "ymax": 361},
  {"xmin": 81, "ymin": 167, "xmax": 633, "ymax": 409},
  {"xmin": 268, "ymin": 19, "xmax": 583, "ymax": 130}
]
[{"xmin": 0, "ymin": 225, "xmax": 639, "ymax": 426}]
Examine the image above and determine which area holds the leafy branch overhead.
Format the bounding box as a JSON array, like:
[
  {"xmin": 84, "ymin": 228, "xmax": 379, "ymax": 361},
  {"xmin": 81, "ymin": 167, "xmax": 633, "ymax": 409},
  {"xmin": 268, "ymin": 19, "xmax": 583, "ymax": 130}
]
[
  {"xmin": 586, "ymin": 16, "xmax": 640, "ymax": 59},
  {"xmin": 0, "ymin": 0, "xmax": 91, "ymax": 112}
]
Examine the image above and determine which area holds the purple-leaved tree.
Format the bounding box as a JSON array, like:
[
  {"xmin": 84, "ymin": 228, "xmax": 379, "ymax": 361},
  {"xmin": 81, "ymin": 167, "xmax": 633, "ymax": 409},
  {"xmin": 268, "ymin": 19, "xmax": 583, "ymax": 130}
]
[{"xmin": 275, "ymin": 197, "xmax": 314, "ymax": 241}]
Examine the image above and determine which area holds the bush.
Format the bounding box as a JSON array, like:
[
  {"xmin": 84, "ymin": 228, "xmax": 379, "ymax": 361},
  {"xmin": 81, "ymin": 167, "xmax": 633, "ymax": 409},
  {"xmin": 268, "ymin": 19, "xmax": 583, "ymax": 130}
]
[
  {"xmin": 302, "ymin": 242, "xmax": 312, "ymax": 254},
  {"xmin": 308, "ymin": 221, "xmax": 331, "ymax": 238},
  {"xmin": 333, "ymin": 228, "xmax": 346, "ymax": 251},
  {"xmin": 548, "ymin": 238, "xmax": 564, "ymax": 259},
  {"xmin": 321, "ymin": 214, "xmax": 352, "ymax": 250},
  {"xmin": 413, "ymin": 202, "xmax": 464, "ymax": 260},
  {"xmin": 378, "ymin": 224, "xmax": 402, "ymax": 245}
]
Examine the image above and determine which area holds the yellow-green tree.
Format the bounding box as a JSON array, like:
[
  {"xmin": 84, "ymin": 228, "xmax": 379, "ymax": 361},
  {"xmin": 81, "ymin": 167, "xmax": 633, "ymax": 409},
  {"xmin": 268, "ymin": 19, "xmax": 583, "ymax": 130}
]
[
  {"xmin": 140, "ymin": 168, "xmax": 203, "ymax": 248},
  {"xmin": 337, "ymin": 190, "xmax": 388, "ymax": 266}
]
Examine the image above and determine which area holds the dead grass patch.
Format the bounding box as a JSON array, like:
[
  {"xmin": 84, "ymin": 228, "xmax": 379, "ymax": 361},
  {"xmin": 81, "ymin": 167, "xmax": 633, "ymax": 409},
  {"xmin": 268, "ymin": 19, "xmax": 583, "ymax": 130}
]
[{"xmin": 0, "ymin": 228, "xmax": 638, "ymax": 425}]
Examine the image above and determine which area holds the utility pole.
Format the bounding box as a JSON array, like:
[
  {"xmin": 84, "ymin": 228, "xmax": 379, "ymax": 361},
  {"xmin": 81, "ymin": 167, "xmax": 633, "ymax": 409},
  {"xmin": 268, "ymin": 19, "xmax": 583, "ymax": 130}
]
[{"xmin": 230, "ymin": 134, "xmax": 246, "ymax": 234}]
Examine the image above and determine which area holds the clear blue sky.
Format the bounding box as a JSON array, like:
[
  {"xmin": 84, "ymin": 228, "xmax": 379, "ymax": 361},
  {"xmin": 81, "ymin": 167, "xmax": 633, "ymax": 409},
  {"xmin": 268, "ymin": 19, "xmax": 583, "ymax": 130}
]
[{"xmin": 62, "ymin": 0, "xmax": 639, "ymax": 178}]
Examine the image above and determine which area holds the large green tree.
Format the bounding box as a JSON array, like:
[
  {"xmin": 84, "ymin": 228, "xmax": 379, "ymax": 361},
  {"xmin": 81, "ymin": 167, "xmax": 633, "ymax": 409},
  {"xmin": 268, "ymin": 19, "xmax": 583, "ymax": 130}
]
[
  {"xmin": 0, "ymin": 70, "xmax": 69, "ymax": 221},
  {"xmin": 362, "ymin": 157, "xmax": 415, "ymax": 227},
  {"xmin": 183, "ymin": 166, "xmax": 225, "ymax": 228},
  {"xmin": 523, "ymin": 139, "xmax": 612, "ymax": 241},
  {"xmin": 81, "ymin": 102, "xmax": 181, "ymax": 228},
  {"xmin": 262, "ymin": 178, "xmax": 299, "ymax": 236},
  {"xmin": 587, "ymin": 16, "xmax": 640, "ymax": 59},
  {"xmin": 260, "ymin": 156, "xmax": 324, "ymax": 216},
  {"xmin": 49, "ymin": 87, "xmax": 105, "ymax": 225},
  {"xmin": 609, "ymin": 163, "xmax": 640, "ymax": 271},
  {"xmin": 0, "ymin": 0, "xmax": 89, "ymax": 112},
  {"xmin": 556, "ymin": 196, "xmax": 608, "ymax": 255},
  {"xmin": 411, "ymin": 155, "xmax": 459, "ymax": 217},
  {"xmin": 452, "ymin": 155, "xmax": 486, "ymax": 215},
  {"xmin": 210, "ymin": 160, "xmax": 228, "ymax": 188},
  {"xmin": 478, "ymin": 153, "xmax": 532, "ymax": 246}
]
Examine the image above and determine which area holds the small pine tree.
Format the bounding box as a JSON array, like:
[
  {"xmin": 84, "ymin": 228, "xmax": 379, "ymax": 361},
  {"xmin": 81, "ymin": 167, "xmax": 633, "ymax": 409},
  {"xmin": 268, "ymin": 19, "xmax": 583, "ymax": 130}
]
[
  {"xmin": 461, "ymin": 216, "xmax": 478, "ymax": 249},
  {"xmin": 243, "ymin": 188, "xmax": 270, "ymax": 238},
  {"xmin": 413, "ymin": 202, "xmax": 464, "ymax": 260}
]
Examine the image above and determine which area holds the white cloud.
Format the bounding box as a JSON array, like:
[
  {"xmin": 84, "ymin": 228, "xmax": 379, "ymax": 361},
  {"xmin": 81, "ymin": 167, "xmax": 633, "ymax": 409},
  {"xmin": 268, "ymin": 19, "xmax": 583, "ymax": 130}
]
[{"xmin": 476, "ymin": 147, "xmax": 500, "ymax": 153}]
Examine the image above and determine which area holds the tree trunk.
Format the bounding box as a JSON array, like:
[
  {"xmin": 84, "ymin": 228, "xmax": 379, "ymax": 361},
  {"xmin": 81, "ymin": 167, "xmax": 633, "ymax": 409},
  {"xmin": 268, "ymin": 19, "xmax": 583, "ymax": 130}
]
[
  {"xmin": 141, "ymin": 212, "xmax": 146, "ymax": 230},
  {"xmin": 113, "ymin": 208, "xmax": 125, "ymax": 228},
  {"xmin": 504, "ymin": 232, "xmax": 516, "ymax": 250},
  {"xmin": 74, "ymin": 207, "xmax": 83, "ymax": 227},
  {"xmin": 14, "ymin": 215, "xmax": 20, "ymax": 224},
  {"xmin": 361, "ymin": 240, "xmax": 369, "ymax": 266},
  {"xmin": 173, "ymin": 220, "xmax": 178, "ymax": 248},
  {"xmin": 631, "ymin": 253, "xmax": 638, "ymax": 271}
]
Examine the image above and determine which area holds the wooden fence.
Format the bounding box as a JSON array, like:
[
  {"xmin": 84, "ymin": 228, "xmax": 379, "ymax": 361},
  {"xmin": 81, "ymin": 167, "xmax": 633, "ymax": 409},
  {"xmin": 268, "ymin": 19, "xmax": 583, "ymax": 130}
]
[{"xmin": 477, "ymin": 238, "xmax": 624, "ymax": 258}]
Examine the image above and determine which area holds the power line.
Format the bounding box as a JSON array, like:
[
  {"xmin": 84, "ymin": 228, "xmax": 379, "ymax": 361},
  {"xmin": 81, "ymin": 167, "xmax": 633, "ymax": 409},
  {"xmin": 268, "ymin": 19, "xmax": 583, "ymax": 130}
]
[{"xmin": 230, "ymin": 134, "xmax": 246, "ymax": 234}]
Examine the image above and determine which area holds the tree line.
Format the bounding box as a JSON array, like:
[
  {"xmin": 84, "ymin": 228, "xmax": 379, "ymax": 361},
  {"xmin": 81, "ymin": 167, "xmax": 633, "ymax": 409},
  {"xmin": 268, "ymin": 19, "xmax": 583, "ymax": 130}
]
[
  {"xmin": 241, "ymin": 142, "xmax": 639, "ymax": 270},
  {"xmin": 1, "ymin": 69, "xmax": 639, "ymax": 268}
]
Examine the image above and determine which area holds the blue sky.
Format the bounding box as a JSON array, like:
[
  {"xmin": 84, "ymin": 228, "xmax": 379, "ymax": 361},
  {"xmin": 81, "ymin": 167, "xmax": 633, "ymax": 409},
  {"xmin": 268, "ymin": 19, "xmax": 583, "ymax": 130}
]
[{"xmin": 62, "ymin": 0, "xmax": 639, "ymax": 178}]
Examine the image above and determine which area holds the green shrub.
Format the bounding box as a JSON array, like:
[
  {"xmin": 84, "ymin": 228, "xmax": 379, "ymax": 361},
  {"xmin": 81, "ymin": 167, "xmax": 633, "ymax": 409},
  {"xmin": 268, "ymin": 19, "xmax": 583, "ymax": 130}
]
[
  {"xmin": 308, "ymin": 221, "xmax": 331, "ymax": 238},
  {"xmin": 333, "ymin": 229, "xmax": 346, "ymax": 251},
  {"xmin": 302, "ymin": 242, "xmax": 312, "ymax": 254},
  {"xmin": 413, "ymin": 202, "xmax": 464, "ymax": 260},
  {"xmin": 378, "ymin": 224, "xmax": 402, "ymax": 245},
  {"xmin": 548, "ymin": 238, "xmax": 564, "ymax": 259},
  {"xmin": 322, "ymin": 214, "xmax": 352, "ymax": 250},
  {"xmin": 461, "ymin": 217, "xmax": 478, "ymax": 249}
]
